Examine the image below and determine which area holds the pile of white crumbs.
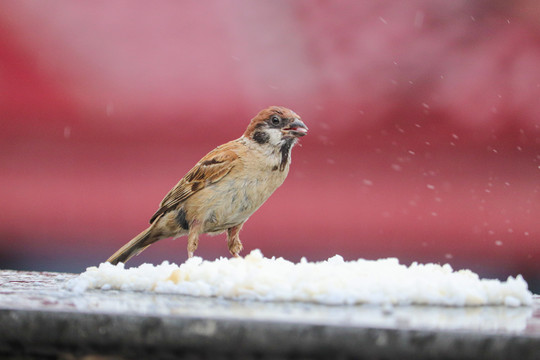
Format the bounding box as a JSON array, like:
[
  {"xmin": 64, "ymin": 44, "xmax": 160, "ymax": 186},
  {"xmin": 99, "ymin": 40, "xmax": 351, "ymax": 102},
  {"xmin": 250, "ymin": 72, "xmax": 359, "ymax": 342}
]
[{"xmin": 67, "ymin": 249, "xmax": 533, "ymax": 307}]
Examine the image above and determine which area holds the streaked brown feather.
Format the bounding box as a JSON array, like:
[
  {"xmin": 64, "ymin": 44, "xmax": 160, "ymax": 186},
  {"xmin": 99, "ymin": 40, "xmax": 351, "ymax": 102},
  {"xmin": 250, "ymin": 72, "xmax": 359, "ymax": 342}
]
[{"xmin": 149, "ymin": 142, "xmax": 240, "ymax": 223}]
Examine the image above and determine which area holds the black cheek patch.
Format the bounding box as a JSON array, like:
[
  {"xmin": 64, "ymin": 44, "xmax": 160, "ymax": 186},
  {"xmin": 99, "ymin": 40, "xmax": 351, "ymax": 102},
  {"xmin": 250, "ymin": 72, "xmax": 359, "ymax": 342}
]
[
  {"xmin": 253, "ymin": 131, "xmax": 270, "ymax": 144},
  {"xmin": 176, "ymin": 208, "xmax": 189, "ymax": 230}
]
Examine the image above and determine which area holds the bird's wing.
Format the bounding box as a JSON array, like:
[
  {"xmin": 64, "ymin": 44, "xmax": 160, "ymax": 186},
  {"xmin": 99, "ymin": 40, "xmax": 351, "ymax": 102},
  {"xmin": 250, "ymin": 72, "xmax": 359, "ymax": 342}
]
[{"xmin": 149, "ymin": 142, "xmax": 241, "ymax": 223}]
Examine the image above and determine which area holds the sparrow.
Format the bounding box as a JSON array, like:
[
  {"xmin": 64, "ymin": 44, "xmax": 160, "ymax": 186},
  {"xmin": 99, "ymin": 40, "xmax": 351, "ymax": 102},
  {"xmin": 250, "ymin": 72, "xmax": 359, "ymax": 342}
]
[{"xmin": 107, "ymin": 106, "xmax": 308, "ymax": 264}]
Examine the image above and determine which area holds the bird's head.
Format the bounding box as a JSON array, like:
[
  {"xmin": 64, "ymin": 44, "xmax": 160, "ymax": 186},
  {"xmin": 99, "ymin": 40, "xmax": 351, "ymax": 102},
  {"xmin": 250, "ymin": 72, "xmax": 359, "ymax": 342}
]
[{"xmin": 244, "ymin": 106, "xmax": 308, "ymax": 146}]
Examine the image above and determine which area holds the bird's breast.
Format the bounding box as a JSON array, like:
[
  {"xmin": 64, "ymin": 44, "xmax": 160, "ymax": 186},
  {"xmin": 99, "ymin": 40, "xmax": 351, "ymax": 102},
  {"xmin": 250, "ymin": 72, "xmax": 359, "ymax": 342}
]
[{"xmin": 198, "ymin": 156, "xmax": 289, "ymax": 233}]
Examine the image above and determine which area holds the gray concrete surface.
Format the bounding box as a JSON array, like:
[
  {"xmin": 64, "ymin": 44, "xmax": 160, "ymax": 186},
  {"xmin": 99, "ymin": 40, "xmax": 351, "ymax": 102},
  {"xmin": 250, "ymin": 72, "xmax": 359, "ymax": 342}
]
[{"xmin": 0, "ymin": 269, "xmax": 539, "ymax": 359}]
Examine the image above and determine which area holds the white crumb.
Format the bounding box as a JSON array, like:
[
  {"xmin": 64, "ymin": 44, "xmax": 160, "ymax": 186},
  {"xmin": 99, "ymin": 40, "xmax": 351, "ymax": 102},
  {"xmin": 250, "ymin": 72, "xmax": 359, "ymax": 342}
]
[{"xmin": 67, "ymin": 249, "xmax": 533, "ymax": 307}]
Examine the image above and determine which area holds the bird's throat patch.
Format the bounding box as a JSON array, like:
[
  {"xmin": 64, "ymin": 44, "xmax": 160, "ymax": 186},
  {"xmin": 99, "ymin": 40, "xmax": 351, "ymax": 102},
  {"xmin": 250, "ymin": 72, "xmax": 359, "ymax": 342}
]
[{"xmin": 279, "ymin": 138, "xmax": 295, "ymax": 171}]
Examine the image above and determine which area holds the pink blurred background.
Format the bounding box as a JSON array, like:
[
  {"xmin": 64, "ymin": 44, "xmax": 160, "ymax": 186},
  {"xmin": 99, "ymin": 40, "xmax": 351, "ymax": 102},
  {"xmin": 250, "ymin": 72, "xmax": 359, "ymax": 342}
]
[{"xmin": 1, "ymin": 1, "xmax": 539, "ymax": 292}]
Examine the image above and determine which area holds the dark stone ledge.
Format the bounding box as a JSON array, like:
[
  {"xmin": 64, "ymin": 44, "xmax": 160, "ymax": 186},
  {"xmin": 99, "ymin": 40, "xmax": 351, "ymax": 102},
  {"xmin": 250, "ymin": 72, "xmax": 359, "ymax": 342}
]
[{"xmin": 1, "ymin": 270, "xmax": 539, "ymax": 360}]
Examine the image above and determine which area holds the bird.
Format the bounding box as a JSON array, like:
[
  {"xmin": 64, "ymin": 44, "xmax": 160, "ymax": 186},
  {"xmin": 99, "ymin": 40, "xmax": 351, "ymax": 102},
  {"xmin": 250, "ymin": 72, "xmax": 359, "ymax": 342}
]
[{"xmin": 107, "ymin": 106, "xmax": 308, "ymax": 265}]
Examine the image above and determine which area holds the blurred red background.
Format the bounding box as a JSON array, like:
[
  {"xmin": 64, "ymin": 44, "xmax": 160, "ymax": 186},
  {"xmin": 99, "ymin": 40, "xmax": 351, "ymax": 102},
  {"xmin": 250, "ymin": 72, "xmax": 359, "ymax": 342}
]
[{"xmin": 1, "ymin": 1, "xmax": 539, "ymax": 292}]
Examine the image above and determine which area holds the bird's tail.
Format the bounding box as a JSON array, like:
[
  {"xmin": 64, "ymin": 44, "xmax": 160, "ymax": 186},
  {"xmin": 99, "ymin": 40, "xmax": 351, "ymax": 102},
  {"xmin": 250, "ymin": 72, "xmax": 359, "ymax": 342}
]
[{"xmin": 107, "ymin": 226, "xmax": 158, "ymax": 265}]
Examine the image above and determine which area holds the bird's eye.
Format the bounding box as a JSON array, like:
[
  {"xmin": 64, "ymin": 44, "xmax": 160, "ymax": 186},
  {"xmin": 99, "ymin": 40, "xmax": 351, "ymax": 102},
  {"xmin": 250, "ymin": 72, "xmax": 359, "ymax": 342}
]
[{"xmin": 271, "ymin": 115, "xmax": 281, "ymax": 125}]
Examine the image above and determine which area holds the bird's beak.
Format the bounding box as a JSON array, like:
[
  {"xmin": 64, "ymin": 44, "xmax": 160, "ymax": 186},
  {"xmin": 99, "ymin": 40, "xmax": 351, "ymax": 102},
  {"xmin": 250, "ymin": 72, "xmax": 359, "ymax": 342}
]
[{"xmin": 284, "ymin": 118, "xmax": 308, "ymax": 137}]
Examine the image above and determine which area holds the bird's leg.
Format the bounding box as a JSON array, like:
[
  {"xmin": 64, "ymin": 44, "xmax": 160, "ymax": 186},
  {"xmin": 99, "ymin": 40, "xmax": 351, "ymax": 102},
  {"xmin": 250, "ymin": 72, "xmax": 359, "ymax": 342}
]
[
  {"xmin": 187, "ymin": 219, "xmax": 202, "ymax": 258},
  {"xmin": 227, "ymin": 224, "xmax": 244, "ymax": 257}
]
